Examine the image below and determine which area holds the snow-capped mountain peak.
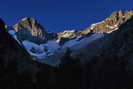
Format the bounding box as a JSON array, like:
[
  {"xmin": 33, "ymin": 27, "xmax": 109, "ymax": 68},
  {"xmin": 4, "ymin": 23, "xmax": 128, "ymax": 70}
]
[{"xmin": 7, "ymin": 11, "xmax": 133, "ymax": 66}]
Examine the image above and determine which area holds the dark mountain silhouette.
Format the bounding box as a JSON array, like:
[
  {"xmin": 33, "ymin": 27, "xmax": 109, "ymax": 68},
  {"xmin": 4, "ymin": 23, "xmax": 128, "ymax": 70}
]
[
  {"xmin": 0, "ymin": 18, "xmax": 81, "ymax": 89},
  {"xmin": 79, "ymin": 16, "xmax": 133, "ymax": 89}
]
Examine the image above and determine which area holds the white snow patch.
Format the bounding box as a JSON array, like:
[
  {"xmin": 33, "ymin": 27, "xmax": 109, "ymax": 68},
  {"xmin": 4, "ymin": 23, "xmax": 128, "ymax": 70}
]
[
  {"xmin": 70, "ymin": 33, "xmax": 104, "ymax": 51},
  {"xmin": 62, "ymin": 36, "xmax": 81, "ymax": 48},
  {"xmin": 22, "ymin": 40, "xmax": 63, "ymax": 66},
  {"xmin": 22, "ymin": 40, "xmax": 47, "ymax": 60},
  {"xmin": 27, "ymin": 50, "xmax": 46, "ymax": 59},
  {"xmin": 90, "ymin": 22, "xmax": 102, "ymax": 29},
  {"xmin": 62, "ymin": 33, "xmax": 104, "ymax": 49},
  {"xmin": 8, "ymin": 30, "xmax": 21, "ymax": 44},
  {"xmin": 21, "ymin": 17, "xmax": 28, "ymax": 21},
  {"xmin": 42, "ymin": 40, "xmax": 60, "ymax": 54},
  {"xmin": 22, "ymin": 40, "xmax": 61, "ymax": 61},
  {"xmin": 58, "ymin": 30, "xmax": 76, "ymax": 38},
  {"xmin": 22, "ymin": 40, "xmax": 44, "ymax": 53},
  {"xmin": 8, "ymin": 30, "xmax": 16, "ymax": 35},
  {"xmin": 88, "ymin": 33, "xmax": 104, "ymax": 40}
]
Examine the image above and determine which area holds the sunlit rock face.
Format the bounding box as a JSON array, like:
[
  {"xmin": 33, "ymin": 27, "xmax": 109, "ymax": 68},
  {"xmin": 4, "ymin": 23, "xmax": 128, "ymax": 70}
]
[
  {"xmin": 12, "ymin": 18, "xmax": 48, "ymax": 44},
  {"xmin": 57, "ymin": 11, "xmax": 133, "ymax": 40},
  {"xmin": 82, "ymin": 11, "xmax": 133, "ymax": 34},
  {"xmin": 57, "ymin": 30, "xmax": 81, "ymax": 38}
]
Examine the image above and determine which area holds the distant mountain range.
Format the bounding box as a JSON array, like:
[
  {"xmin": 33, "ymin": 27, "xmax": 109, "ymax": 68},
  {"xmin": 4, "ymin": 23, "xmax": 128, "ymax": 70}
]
[{"xmin": 0, "ymin": 11, "xmax": 133, "ymax": 89}]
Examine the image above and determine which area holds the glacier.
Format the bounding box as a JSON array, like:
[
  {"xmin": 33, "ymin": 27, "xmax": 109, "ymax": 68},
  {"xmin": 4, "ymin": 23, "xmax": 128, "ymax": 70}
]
[{"xmin": 8, "ymin": 29, "xmax": 104, "ymax": 66}]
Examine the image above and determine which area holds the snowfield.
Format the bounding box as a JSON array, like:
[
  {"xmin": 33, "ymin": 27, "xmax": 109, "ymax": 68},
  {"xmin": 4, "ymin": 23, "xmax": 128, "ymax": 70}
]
[
  {"xmin": 63, "ymin": 33, "xmax": 104, "ymax": 50},
  {"xmin": 8, "ymin": 29, "xmax": 104, "ymax": 66}
]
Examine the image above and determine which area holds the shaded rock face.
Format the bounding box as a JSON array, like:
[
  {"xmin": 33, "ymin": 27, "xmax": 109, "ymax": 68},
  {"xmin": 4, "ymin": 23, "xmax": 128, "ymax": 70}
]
[
  {"xmin": 12, "ymin": 18, "xmax": 48, "ymax": 44},
  {"xmin": 78, "ymin": 16, "xmax": 133, "ymax": 89},
  {"xmin": 0, "ymin": 19, "xmax": 55, "ymax": 89},
  {"xmin": 0, "ymin": 19, "xmax": 81, "ymax": 89}
]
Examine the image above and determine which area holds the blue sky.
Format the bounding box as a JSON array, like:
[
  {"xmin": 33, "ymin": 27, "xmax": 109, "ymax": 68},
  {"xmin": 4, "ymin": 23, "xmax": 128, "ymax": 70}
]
[{"xmin": 0, "ymin": 0, "xmax": 132, "ymax": 32}]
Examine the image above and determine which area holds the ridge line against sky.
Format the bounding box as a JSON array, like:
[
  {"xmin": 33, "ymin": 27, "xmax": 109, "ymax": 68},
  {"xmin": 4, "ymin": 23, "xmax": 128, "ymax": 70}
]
[{"xmin": 0, "ymin": 0, "xmax": 133, "ymax": 32}]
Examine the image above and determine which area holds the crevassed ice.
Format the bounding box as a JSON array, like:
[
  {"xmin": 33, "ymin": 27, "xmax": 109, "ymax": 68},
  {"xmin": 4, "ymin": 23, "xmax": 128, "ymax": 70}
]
[{"xmin": 8, "ymin": 29, "xmax": 105, "ymax": 66}]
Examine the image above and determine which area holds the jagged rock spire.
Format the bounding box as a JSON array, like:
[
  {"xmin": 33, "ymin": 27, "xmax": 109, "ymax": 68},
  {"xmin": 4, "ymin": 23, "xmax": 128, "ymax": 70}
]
[{"xmin": 10, "ymin": 17, "xmax": 49, "ymax": 44}]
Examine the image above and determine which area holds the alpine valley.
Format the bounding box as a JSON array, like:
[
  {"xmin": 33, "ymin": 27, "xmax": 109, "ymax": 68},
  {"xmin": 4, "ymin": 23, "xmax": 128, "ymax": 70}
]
[{"xmin": 0, "ymin": 11, "xmax": 133, "ymax": 89}]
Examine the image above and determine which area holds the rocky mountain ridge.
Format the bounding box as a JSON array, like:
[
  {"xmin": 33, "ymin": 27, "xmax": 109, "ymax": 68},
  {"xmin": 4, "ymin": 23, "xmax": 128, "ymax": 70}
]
[
  {"xmin": 9, "ymin": 18, "xmax": 48, "ymax": 44},
  {"xmin": 82, "ymin": 11, "xmax": 133, "ymax": 34},
  {"xmin": 7, "ymin": 11, "xmax": 133, "ymax": 45},
  {"xmin": 2, "ymin": 10, "xmax": 133, "ymax": 89}
]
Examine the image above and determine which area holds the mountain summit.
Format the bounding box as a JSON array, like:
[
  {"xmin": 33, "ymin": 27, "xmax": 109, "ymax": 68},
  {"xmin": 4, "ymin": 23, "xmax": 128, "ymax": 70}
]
[
  {"xmin": 7, "ymin": 11, "xmax": 133, "ymax": 44},
  {"xmin": 11, "ymin": 17, "xmax": 48, "ymax": 43},
  {"xmin": 82, "ymin": 11, "xmax": 133, "ymax": 34}
]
